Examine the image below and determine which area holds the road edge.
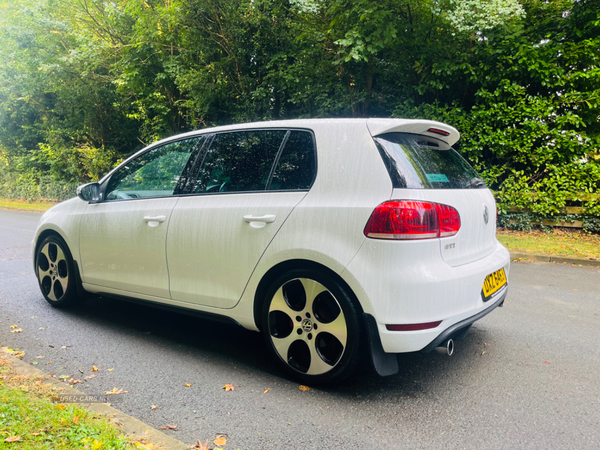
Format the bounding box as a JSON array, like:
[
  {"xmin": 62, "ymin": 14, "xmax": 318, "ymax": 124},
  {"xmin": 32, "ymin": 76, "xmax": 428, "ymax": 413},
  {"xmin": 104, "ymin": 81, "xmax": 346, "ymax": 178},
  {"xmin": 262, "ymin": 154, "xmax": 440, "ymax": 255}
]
[
  {"xmin": 4, "ymin": 354, "xmax": 190, "ymax": 450},
  {"xmin": 510, "ymin": 251, "xmax": 600, "ymax": 267},
  {"xmin": 0, "ymin": 206, "xmax": 47, "ymax": 213}
]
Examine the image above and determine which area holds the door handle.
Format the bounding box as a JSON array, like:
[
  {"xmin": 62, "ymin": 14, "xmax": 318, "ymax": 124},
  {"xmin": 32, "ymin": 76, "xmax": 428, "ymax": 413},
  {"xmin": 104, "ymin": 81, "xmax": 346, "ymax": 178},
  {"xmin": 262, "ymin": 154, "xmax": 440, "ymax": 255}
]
[
  {"xmin": 144, "ymin": 215, "xmax": 167, "ymax": 227},
  {"xmin": 244, "ymin": 214, "xmax": 276, "ymax": 223},
  {"xmin": 244, "ymin": 214, "xmax": 276, "ymax": 228}
]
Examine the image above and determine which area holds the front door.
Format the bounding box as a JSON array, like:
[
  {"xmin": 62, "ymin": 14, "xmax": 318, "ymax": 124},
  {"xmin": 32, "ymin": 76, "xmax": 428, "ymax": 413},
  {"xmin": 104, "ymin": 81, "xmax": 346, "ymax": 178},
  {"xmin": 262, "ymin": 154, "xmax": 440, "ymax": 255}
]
[{"xmin": 79, "ymin": 137, "xmax": 202, "ymax": 298}]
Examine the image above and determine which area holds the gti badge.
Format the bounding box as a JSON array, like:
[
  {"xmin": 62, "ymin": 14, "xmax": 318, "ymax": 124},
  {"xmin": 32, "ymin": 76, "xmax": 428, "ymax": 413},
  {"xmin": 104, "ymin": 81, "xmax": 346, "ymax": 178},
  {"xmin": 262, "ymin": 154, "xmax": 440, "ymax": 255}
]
[{"xmin": 483, "ymin": 205, "xmax": 489, "ymax": 225}]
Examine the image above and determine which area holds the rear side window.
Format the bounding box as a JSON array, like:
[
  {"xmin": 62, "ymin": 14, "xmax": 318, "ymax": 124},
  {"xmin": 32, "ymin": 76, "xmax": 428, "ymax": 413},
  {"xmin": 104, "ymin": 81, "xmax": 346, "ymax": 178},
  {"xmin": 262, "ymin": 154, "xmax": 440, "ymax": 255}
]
[
  {"xmin": 194, "ymin": 130, "xmax": 287, "ymax": 193},
  {"xmin": 374, "ymin": 133, "xmax": 486, "ymax": 189},
  {"xmin": 269, "ymin": 131, "xmax": 316, "ymax": 191}
]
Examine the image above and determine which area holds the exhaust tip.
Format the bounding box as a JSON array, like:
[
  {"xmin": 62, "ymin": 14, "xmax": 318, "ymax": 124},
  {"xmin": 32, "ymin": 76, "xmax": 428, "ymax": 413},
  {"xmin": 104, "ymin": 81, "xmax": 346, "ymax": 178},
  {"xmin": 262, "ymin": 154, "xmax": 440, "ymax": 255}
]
[{"xmin": 435, "ymin": 338, "xmax": 454, "ymax": 356}]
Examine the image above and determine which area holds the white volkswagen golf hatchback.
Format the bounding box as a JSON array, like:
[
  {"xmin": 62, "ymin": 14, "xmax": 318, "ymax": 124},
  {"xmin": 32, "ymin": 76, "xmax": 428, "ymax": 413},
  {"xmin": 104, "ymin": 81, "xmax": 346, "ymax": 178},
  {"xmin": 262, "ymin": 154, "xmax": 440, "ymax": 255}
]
[{"xmin": 33, "ymin": 118, "xmax": 509, "ymax": 384}]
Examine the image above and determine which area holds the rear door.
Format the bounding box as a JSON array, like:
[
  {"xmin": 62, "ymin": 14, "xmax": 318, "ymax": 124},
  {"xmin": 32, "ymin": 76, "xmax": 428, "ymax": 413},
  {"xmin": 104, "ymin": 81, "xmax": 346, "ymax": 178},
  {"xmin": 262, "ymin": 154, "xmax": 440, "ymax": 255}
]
[
  {"xmin": 374, "ymin": 133, "xmax": 497, "ymax": 266},
  {"xmin": 79, "ymin": 137, "xmax": 202, "ymax": 297},
  {"xmin": 167, "ymin": 129, "xmax": 316, "ymax": 308}
]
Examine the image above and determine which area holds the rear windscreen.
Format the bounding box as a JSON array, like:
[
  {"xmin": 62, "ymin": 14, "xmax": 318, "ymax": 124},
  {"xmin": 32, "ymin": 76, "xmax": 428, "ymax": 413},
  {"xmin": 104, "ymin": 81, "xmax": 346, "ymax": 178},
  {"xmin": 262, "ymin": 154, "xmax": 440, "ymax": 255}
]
[{"xmin": 374, "ymin": 133, "xmax": 486, "ymax": 189}]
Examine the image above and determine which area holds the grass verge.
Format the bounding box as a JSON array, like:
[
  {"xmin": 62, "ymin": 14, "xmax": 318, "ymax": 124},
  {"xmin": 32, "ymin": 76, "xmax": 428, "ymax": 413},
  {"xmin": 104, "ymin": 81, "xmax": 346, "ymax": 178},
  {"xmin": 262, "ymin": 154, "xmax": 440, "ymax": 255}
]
[
  {"xmin": 497, "ymin": 228, "xmax": 600, "ymax": 260},
  {"xmin": 0, "ymin": 199, "xmax": 56, "ymax": 212},
  {"xmin": 0, "ymin": 354, "xmax": 150, "ymax": 449}
]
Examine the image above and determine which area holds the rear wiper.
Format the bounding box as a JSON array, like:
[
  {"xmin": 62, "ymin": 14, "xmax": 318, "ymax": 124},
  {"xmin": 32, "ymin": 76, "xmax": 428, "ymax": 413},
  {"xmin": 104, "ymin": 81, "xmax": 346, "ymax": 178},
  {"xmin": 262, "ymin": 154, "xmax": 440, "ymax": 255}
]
[{"xmin": 465, "ymin": 177, "xmax": 486, "ymax": 188}]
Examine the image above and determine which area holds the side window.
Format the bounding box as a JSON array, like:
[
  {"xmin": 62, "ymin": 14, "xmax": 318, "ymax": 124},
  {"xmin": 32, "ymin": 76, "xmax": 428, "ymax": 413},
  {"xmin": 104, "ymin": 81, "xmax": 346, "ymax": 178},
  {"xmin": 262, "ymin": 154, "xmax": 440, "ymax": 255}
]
[
  {"xmin": 269, "ymin": 131, "xmax": 316, "ymax": 191},
  {"xmin": 194, "ymin": 130, "xmax": 287, "ymax": 193},
  {"xmin": 105, "ymin": 137, "xmax": 201, "ymax": 201}
]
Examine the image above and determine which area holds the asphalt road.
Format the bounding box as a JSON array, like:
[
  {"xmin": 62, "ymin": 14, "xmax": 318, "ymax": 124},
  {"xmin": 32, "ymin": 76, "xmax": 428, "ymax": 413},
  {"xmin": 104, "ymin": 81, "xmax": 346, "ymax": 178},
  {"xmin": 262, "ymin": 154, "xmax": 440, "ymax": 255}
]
[{"xmin": 1, "ymin": 208, "xmax": 599, "ymax": 449}]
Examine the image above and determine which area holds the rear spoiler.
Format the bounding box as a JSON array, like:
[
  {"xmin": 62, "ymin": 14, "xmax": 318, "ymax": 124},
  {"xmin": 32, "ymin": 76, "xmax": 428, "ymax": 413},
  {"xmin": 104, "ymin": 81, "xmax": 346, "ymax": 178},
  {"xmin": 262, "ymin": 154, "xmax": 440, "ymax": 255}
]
[{"xmin": 366, "ymin": 119, "xmax": 460, "ymax": 147}]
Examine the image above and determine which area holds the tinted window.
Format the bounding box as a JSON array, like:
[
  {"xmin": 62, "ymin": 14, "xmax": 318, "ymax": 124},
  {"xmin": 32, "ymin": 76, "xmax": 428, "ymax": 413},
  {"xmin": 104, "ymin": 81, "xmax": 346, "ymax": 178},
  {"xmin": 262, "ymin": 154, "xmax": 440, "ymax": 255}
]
[
  {"xmin": 374, "ymin": 133, "xmax": 486, "ymax": 189},
  {"xmin": 269, "ymin": 131, "xmax": 316, "ymax": 191},
  {"xmin": 194, "ymin": 130, "xmax": 287, "ymax": 193},
  {"xmin": 105, "ymin": 137, "xmax": 201, "ymax": 201}
]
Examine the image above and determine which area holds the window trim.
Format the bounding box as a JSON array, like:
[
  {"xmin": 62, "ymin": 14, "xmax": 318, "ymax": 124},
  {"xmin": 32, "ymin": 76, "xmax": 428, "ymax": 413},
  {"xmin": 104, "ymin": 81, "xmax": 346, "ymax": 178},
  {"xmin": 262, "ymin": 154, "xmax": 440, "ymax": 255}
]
[
  {"xmin": 98, "ymin": 127, "xmax": 318, "ymax": 203},
  {"xmin": 101, "ymin": 135, "xmax": 206, "ymax": 203},
  {"xmin": 184, "ymin": 127, "xmax": 318, "ymax": 197}
]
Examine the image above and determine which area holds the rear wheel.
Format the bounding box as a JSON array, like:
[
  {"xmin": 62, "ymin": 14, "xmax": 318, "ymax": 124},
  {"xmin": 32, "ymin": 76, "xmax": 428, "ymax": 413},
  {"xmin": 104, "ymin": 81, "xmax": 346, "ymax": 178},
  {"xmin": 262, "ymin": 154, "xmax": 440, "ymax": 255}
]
[
  {"xmin": 262, "ymin": 269, "xmax": 361, "ymax": 385},
  {"xmin": 35, "ymin": 235, "xmax": 78, "ymax": 308}
]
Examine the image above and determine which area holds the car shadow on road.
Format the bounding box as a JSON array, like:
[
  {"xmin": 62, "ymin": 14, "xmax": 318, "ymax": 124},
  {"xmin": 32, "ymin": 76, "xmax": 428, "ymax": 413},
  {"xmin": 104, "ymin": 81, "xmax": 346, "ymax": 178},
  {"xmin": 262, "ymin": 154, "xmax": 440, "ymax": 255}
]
[{"xmin": 59, "ymin": 294, "xmax": 495, "ymax": 400}]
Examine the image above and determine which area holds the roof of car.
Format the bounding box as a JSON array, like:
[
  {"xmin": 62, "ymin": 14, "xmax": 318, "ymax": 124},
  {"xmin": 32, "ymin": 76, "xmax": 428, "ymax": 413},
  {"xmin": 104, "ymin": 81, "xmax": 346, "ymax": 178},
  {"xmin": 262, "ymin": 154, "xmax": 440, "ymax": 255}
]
[{"xmin": 153, "ymin": 118, "xmax": 460, "ymax": 147}]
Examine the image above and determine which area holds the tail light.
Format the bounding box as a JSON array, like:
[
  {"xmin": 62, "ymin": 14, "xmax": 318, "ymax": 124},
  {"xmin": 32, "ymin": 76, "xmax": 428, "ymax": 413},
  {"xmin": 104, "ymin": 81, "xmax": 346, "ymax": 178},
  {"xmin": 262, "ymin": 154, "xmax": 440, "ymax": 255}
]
[{"xmin": 364, "ymin": 200, "xmax": 461, "ymax": 240}]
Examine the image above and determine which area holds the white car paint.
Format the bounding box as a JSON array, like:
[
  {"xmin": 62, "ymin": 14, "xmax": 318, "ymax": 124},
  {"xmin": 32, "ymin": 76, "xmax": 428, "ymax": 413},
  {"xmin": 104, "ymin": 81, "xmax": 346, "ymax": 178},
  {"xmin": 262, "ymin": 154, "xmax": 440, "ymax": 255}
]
[
  {"xmin": 78, "ymin": 197, "xmax": 178, "ymax": 298},
  {"xmin": 33, "ymin": 118, "xmax": 509, "ymax": 362}
]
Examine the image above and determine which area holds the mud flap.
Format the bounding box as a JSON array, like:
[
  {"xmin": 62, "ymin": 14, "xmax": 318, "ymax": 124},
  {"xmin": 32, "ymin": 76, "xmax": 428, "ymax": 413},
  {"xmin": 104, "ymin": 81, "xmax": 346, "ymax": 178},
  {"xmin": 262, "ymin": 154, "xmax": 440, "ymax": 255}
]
[{"xmin": 364, "ymin": 313, "xmax": 398, "ymax": 377}]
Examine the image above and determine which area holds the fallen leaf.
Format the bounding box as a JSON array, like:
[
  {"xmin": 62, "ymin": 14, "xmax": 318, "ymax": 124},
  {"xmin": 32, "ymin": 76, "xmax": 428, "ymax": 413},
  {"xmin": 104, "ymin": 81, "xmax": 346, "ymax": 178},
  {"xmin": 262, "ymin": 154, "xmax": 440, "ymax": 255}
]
[
  {"xmin": 4, "ymin": 436, "xmax": 20, "ymax": 442},
  {"xmin": 69, "ymin": 379, "xmax": 82, "ymax": 385},
  {"xmin": 10, "ymin": 328, "xmax": 22, "ymax": 333},
  {"xmin": 85, "ymin": 375, "xmax": 96, "ymax": 380},
  {"xmin": 481, "ymin": 351, "xmax": 486, "ymax": 355},
  {"xmin": 213, "ymin": 435, "xmax": 227, "ymax": 446},
  {"xmin": 299, "ymin": 385, "xmax": 310, "ymax": 391},
  {"xmin": 194, "ymin": 439, "xmax": 211, "ymax": 450},
  {"xmin": 73, "ymin": 414, "xmax": 81, "ymax": 424},
  {"xmin": 91, "ymin": 366, "xmax": 99, "ymax": 372},
  {"xmin": 56, "ymin": 404, "xmax": 66, "ymax": 410},
  {"xmin": 544, "ymin": 360, "xmax": 550, "ymax": 364},
  {"xmin": 61, "ymin": 346, "xmax": 67, "ymax": 349},
  {"xmin": 9, "ymin": 325, "xmax": 18, "ymax": 329},
  {"xmin": 105, "ymin": 387, "xmax": 128, "ymax": 395},
  {"xmin": 107, "ymin": 368, "xmax": 114, "ymax": 372},
  {"xmin": 150, "ymin": 405, "xmax": 161, "ymax": 410},
  {"xmin": 263, "ymin": 388, "xmax": 270, "ymax": 394},
  {"xmin": 184, "ymin": 383, "xmax": 192, "ymax": 387},
  {"xmin": 39, "ymin": 327, "xmax": 45, "ymax": 330},
  {"xmin": 92, "ymin": 440, "xmax": 103, "ymax": 450},
  {"xmin": 134, "ymin": 443, "xmax": 153, "ymax": 449},
  {"xmin": 160, "ymin": 424, "xmax": 177, "ymax": 430},
  {"xmin": 222, "ymin": 384, "xmax": 235, "ymax": 391}
]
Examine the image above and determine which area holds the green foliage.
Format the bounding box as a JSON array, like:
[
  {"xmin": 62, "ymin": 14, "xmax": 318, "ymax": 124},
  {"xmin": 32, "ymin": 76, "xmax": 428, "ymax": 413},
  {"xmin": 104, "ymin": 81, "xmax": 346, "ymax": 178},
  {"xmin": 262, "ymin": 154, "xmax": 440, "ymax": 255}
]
[
  {"xmin": 583, "ymin": 217, "xmax": 600, "ymax": 234},
  {"xmin": 499, "ymin": 212, "xmax": 600, "ymax": 235},
  {"xmin": 0, "ymin": 0, "xmax": 598, "ymax": 213},
  {"xmin": 498, "ymin": 212, "xmax": 540, "ymax": 232}
]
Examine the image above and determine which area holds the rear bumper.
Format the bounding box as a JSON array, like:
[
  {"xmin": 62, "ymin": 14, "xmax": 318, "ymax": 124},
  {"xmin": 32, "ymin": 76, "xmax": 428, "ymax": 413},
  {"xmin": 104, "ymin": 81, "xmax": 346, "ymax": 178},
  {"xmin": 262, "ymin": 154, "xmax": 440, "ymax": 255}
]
[
  {"xmin": 343, "ymin": 239, "xmax": 510, "ymax": 354},
  {"xmin": 419, "ymin": 287, "xmax": 507, "ymax": 353}
]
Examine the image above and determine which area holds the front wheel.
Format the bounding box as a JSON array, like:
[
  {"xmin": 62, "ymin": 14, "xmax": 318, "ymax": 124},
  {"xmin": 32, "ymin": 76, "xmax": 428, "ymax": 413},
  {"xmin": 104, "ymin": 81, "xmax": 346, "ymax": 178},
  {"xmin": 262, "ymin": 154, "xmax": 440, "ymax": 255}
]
[
  {"xmin": 261, "ymin": 269, "xmax": 362, "ymax": 385},
  {"xmin": 35, "ymin": 235, "xmax": 79, "ymax": 308}
]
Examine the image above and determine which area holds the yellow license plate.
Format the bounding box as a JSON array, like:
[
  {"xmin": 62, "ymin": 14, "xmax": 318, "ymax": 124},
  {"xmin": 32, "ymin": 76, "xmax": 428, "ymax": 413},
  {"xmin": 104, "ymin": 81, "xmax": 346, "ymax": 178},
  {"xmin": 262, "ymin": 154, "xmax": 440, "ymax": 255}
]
[{"xmin": 481, "ymin": 268, "xmax": 507, "ymax": 301}]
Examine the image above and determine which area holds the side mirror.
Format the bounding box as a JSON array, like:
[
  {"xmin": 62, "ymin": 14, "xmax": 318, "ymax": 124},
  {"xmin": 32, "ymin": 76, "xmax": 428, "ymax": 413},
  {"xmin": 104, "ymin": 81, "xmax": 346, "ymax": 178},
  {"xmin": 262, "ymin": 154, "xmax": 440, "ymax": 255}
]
[{"xmin": 76, "ymin": 182, "xmax": 101, "ymax": 203}]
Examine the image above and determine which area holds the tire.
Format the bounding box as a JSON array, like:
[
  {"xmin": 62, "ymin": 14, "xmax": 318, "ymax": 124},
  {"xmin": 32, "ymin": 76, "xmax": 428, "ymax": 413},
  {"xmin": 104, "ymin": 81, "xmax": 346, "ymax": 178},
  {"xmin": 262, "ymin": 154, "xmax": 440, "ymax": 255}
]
[
  {"xmin": 35, "ymin": 234, "xmax": 79, "ymax": 308},
  {"xmin": 261, "ymin": 269, "xmax": 362, "ymax": 385}
]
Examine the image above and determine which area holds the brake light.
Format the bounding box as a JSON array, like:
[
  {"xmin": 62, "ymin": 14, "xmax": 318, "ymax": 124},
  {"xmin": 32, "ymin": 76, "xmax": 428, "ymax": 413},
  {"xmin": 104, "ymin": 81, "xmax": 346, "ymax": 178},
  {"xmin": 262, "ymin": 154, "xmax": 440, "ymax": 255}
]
[
  {"xmin": 364, "ymin": 201, "xmax": 461, "ymax": 240},
  {"xmin": 427, "ymin": 127, "xmax": 450, "ymax": 136}
]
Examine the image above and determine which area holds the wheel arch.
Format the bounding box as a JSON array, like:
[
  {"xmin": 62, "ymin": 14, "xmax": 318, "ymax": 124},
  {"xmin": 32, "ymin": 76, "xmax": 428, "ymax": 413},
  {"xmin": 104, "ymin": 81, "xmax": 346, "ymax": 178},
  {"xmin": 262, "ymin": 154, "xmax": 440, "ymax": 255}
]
[
  {"xmin": 252, "ymin": 259, "xmax": 365, "ymax": 331},
  {"xmin": 34, "ymin": 228, "xmax": 86, "ymax": 298},
  {"xmin": 34, "ymin": 229, "xmax": 68, "ymax": 257}
]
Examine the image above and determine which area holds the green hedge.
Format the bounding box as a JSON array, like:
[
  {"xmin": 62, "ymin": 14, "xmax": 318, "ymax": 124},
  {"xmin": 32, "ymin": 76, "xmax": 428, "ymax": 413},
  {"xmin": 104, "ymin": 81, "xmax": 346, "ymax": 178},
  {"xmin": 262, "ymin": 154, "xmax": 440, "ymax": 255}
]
[{"xmin": 0, "ymin": 170, "xmax": 78, "ymax": 202}]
